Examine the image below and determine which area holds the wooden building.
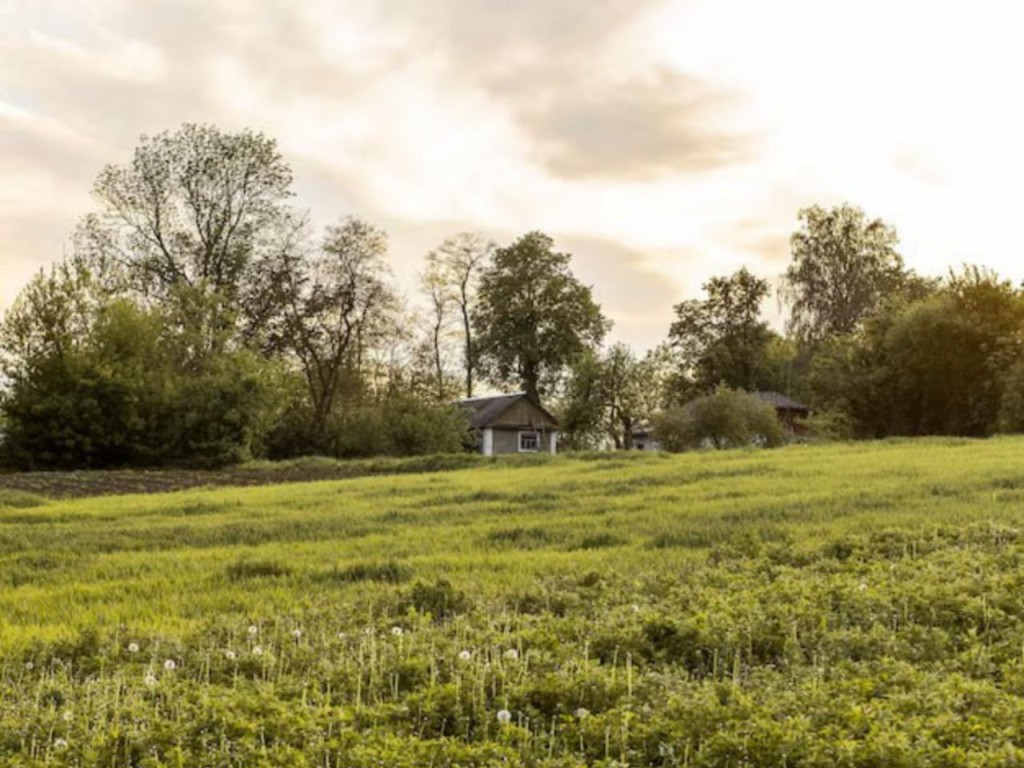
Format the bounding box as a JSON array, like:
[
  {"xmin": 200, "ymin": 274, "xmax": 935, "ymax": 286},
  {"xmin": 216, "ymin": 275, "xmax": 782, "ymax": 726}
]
[{"xmin": 457, "ymin": 393, "xmax": 559, "ymax": 456}]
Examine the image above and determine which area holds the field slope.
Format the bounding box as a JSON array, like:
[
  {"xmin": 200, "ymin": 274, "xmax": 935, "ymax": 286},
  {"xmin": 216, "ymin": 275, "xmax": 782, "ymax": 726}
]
[{"xmin": 4, "ymin": 439, "xmax": 1024, "ymax": 766}]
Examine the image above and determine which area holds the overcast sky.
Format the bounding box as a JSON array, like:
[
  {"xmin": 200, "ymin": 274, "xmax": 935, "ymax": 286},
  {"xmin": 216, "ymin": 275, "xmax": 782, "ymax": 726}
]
[{"xmin": 3, "ymin": 0, "xmax": 1023, "ymax": 349}]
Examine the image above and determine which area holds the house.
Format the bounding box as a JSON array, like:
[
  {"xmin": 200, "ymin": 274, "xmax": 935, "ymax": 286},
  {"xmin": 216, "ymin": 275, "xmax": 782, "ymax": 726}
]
[
  {"xmin": 457, "ymin": 392, "xmax": 559, "ymax": 456},
  {"xmin": 631, "ymin": 426, "xmax": 660, "ymax": 451},
  {"xmin": 752, "ymin": 391, "xmax": 811, "ymax": 432}
]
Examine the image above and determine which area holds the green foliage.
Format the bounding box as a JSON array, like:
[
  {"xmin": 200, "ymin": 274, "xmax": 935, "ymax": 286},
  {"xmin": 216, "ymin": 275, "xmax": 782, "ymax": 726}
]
[
  {"xmin": 473, "ymin": 232, "xmax": 609, "ymax": 399},
  {"xmin": 5, "ymin": 441, "xmax": 1024, "ymax": 764},
  {"xmin": 0, "ymin": 270, "xmax": 282, "ymax": 469},
  {"xmin": 784, "ymin": 203, "xmax": 911, "ymax": 342},
  {"xmin": 669, "ymin": 268, "xmax": 782, "ymax": 397},
  {"xmin": 653, "ymin": 387, "xmax": 786, "ymax": 450}
]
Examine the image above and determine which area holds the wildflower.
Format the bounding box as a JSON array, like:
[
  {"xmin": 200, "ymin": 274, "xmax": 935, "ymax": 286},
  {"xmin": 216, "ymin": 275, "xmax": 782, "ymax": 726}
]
[
  {"xmin": 53, "ymin": 738, "xmax": 68, "ymax": 750},
  {"xmin": 62, "ymin": 710, "xmax": 74, "ymax": 723},
  {"xmin": 252, "ymin": 645, "xmax": 264, "ymax": 657},
  {"xmin": 163, "ymin": 659, "xmax": 176, "ymax": 671},
  {"xmin": 496, "ymin": 709, "xmax": 512, "ymax": 724},
  {"xmin": 858, "ymin": 582, "xmax": 868, "ymax": 592},
  {"xmin": 336, "ymin": 631, "xmax": 347, "ymax": 640},
  {"xmin": 24, "ymin": 662, "xmax": 33, "ymax": 671},
  {"xmin": 631, "ymin": 604, "xmax": 641, "ymax": 613},
  {"xmin": 458, "ymin": 650, "xmax": 472, "ymax": 661},
  {"xmin": 574, "ymin": 707, "xmax": 590, "ymax": 719},
  {"xmin": 504, "ymin": 649, "xmax": 519, "ymax": 660},
  {"xmin": 225, "ymin": 650, "xmax": 237, "ymax": 661},
  {"xmin": 127, "ymin": 642, "xmax": 140, "ymax": 653},
  {"xmin": 144, "ymin": 674, "xmax": 158, "ymax": 687},
  {"xmin": 247, "ymin": 625, "xmax": 259, "ymax": 636},
  {"xmin": 391, "ymin": 626, "xmax": 403, "ymax": 637},
  {"xmin": 292, "ymin": 628, "xmax": 302, "ymax": 640}
]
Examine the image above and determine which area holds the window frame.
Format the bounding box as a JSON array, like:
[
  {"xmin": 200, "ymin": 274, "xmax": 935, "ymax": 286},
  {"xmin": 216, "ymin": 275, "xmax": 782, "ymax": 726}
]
[{"xmin": 518, "ymin": 430, "xmax": 540, "ymax": 453}]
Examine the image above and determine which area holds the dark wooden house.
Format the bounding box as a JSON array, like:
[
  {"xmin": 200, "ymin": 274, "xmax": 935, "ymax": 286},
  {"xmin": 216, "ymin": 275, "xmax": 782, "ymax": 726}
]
[
  {"xmin": 752, "ymin": 391, "xmax": 811, "ymax": 431},
  {"xmin": 457, "ymin": 393, "xmax": 559, "ymax": 455}
]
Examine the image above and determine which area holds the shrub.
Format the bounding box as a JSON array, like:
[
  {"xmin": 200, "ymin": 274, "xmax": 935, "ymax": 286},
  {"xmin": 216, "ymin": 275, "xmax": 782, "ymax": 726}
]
[{"xmin": 652, "ymin": 387, "xmax": 785, "ymax": 451}]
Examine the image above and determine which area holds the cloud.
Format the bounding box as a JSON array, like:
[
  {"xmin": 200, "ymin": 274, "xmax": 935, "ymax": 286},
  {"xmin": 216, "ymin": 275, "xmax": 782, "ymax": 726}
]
[{"xmin": 519, "ymin": 70, "xmax": 752, "ymax": 180}]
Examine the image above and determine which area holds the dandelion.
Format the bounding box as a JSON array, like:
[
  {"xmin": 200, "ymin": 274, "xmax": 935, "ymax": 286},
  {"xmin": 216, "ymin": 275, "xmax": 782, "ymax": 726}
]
[
  {"xmin": 631, "ymin": 604, "xmax": 641, "ymax": 613},
  {"xmin": 247, "ymin": 625, "xmax": 259, "ymax": 636},
  {"xmin": 391, "ymin": 626, "xmax": 403, "ymax": 637},
  {"xmin": 61, "ymin": 710, "xmax": 74, "ymax": 723},
  {"xmin": 496, "ymin": 709, "xmax": 512, "ymax": 725},
  {"xmin": 24, "ymin": 662, "xmax": 33, "ymax": 671},
  {"xmin": 292, "ymin": 628, "xmax": 302, "ymax": 640},
  {"xmin": 127, "ymin": 642, "xmax": 140, "ymax": 653},
  {"xmin": 458, "ymin": 650, "xmax": 472, "ymax": 661},
  {"xmin": 858, "ymin": 582, "xmax": 868, "ymax": 592},
  {"xmin": 163, "ymin": 659, "xmax": 176, "ymax": 671},
  {"xmin": 144, "ymin": 674, "xmax": 158, "ymax": 687},
  {"xmin": 574, "ymin": 707, "xmax": 590, "ymax": 719},
  {"xmin": 252, "ymin": 645, "xmax": 264, "ymax": 657},
  {"xmin": 336, "ymin": 631, "xmax": 347, "ymax": 640},
  {"xmin": 53, "ymin": 738, "xmax": 68, "ymax": 751},
  {"xmin": 504, "ymin": 649, "xmax": 519, "ymax": 660},
  {"xmin": 225, "ymin": 650, "xmax": 237, "ymax": 661}
]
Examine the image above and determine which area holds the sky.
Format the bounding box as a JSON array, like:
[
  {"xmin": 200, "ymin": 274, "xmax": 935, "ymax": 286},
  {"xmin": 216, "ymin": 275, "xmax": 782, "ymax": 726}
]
[{"xmin": 2, "ymin": 0, "xmax": 1024, "ymax": 350}]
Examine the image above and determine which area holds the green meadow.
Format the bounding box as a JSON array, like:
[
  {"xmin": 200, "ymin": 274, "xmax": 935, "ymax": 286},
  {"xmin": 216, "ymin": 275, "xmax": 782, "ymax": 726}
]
[{"xmin": 5, "ymin": 439, "xmax": 1024, "ymax": 766}]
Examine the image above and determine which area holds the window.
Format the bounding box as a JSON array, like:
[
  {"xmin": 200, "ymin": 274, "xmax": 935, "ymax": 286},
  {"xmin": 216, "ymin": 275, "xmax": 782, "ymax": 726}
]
[{"xmin": 518, "ymin": 431, "xmax": 539, "ymax": 452}]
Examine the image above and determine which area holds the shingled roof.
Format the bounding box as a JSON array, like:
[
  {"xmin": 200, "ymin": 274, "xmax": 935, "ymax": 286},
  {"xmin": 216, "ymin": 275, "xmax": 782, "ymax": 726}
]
[
  {"xmin": 455, "ymin": 392, "xmax": 558, "ymax": 429},
  {"xmin": 752, "ymin": 391, "xmax": 810, "ymax": 413}
]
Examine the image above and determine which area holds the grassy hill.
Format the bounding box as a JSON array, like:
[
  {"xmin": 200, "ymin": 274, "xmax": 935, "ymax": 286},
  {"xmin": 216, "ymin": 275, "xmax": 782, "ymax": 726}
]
[{"xmin": 4, "ymin": 439, "xmax": 1024, "ymax": 766}]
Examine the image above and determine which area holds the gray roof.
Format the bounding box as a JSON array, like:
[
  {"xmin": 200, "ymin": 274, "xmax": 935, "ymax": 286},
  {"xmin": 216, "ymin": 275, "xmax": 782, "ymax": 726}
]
[
  {"xmin": 455, "ymin": 392, "xmax": 558, "ymax": 429},
  {"xmin": 752, "ymin": 391, "xmax": 810, "ymax": 412}
]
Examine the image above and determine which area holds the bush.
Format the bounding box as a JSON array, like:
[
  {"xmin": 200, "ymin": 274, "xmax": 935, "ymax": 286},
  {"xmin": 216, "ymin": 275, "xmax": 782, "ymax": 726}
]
[{"xmin": 652, "ymin": 387, "xmax": 785, "ymax": 451}]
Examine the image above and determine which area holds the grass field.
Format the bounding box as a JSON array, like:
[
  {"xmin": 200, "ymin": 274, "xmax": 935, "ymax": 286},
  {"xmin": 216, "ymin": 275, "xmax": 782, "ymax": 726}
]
[{"xmin": 4, "ymin": 439, "xmax": 1024, "ymax": 766}]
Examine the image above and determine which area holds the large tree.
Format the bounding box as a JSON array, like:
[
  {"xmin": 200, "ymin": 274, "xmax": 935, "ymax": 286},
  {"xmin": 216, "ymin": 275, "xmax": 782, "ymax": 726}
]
[
  {"xmin": 78, "ymin": 123, "xmax": 300, "ymax": 349},
  {"xmin": 783, "ymin": 204, "xmax": 907, "ymax": 343},
  {"xmin": 421, "ymin": 232, "xmax": 494, "ymax": 398},
  {"xmin": 274, "ymin": 217, "xmax": 400, "ymax": 442},
  {"xmin": 668, "ymin": 267, "xmax": 780, "ymax": 397},
  {"xmin": 473, "ymin": 232, "xmax": 608, "ymax": 400}
]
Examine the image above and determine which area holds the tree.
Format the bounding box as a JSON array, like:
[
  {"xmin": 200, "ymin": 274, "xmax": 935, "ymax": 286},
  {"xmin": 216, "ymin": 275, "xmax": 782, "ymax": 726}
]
[
  {"xmin": 423, "ymin": 233, "xmax": 494, "ymax": 398},
  {"xmin": 274, "ymin": 217, "xmax": 400, "ymax": 444},
  {"xmin": 652, "ymin": 387, "xmax": 785, "ymax": 451},
  {"xmin": 668, "ymin": 268, "xmax": 778, "ymax": 397},
  {"xmin": 0, "ymin": 264, "xmax": 279, "ymax": 469},
  {"xmin": 79, "ymin": 123, "xmax": 300, "ymax": 349},
  {"xmin": 559, "ymin": 343, "xmax": 671, "ymax": 449},
  {"xmin": 473, "ymin": 232, "xmax": 608, "ymax": 400},
  {"xmin": 783, "ymin": 204, "xmax": 907, "ymax": 343}
]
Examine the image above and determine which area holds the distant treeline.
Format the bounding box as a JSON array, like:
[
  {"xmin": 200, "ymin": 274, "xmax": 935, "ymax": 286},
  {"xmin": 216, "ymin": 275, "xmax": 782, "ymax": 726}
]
[{"xmin": 2, "ymin": 124, "xmax": 1022, "ymax": 469}]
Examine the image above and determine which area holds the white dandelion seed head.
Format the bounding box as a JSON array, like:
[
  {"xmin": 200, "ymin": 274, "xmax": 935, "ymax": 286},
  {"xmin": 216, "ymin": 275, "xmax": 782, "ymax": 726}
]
[
  {"xmin": 496, "ymin": 709, "xmax": 512, "ymax": 724},
  {"xmin": 631, "ymin": 604, "xmax": 641, "ymax": 613},
  {"xmin": 292, "ymin": 629, "xmax": 302, "ymax": 639},
  {"xmin": 127, "ymin": 642, "xmax": 140, "ymax": 653},
  {"xmin": 24, "ymin": 661, "xmax": 34, "ymax": 671},
  {"xmin": 247, "ymin": 625, "xmax": 259, "ymax": 636},
  {"xmin": 144, "ymin": 674, "xmax": 158, "ymax": 687},
  {"xmin": 574, "ymin": 707, "xmax": 590, "ymax": 719},
  {"xmin": 61, "ymin": 710, "xmax": 74, "ymax": 723},
  {"xmin": 391, "ymin": 626, "xmax": 403, "ymax": 637},
  {"xmin": 252, "ymin": 645, "xmax": 264, "ymax": 656},
  {"xmin": 225, "ymin": 650, "xmax": 237, "ymax": 661},
  {"xmin": 858, "ymin": 582, "xmax": 868, "ymax": 591},
  {"xmin": 336, "ymin": 631, "xmax": 347, "ymax": 640},
  {"xmin": 53, "ymin": 738, "xmax": 68, "ymax": 750},
  {"xmin": 163, "ymin": 659, "xmax": 176, "ymax": 671},
  {"xmin": 458, "ymin": 650, "xmax": 472, "ymax": 661},
  {"xmin": 504, "ymin": 649, "xmax": 519, "ymax": 660}
]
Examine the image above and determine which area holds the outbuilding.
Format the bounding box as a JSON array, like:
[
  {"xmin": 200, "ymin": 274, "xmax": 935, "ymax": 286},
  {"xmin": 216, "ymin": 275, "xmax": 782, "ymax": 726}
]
[{"xmin": 457, "ymin": 392, "xmax": 559, "ymax": 456}]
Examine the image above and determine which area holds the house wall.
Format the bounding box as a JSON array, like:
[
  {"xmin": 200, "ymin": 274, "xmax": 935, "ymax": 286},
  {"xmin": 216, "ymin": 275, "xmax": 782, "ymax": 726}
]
[{"xmin": 491, "ymin": 428, "xmax": 557, "ymax": 455}]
